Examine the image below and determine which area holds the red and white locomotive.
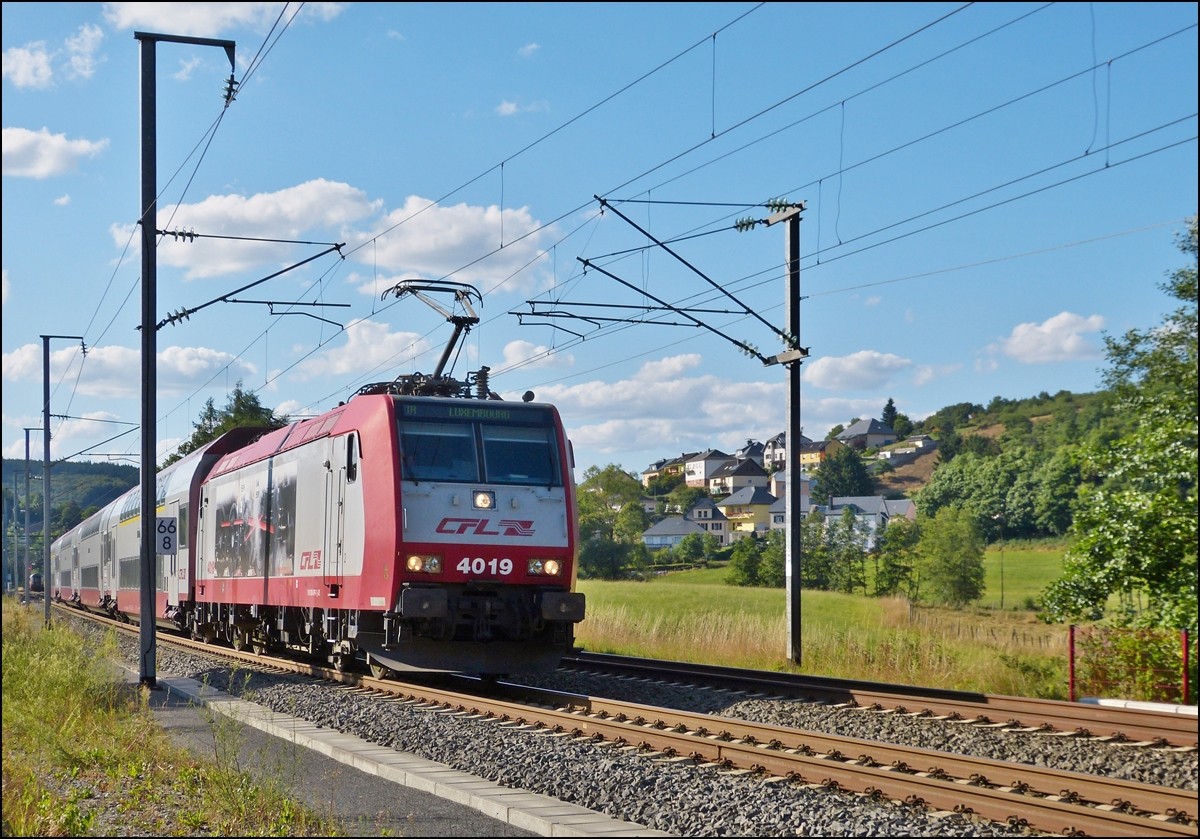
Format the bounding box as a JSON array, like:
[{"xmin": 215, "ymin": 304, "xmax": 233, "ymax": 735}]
[{"xmin": 51, "ymin": 282, "xmax": 586, "ymax": 676}]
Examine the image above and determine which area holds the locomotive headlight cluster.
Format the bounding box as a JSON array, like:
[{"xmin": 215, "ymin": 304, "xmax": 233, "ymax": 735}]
[
  {"xmin": 472, "ymin": 490, "xmax": 495, "ymax": 509},
  {"xmin": 406, "ymin": 554, "xmax": 443, "ymax": 574},
  {"xmin": 527, "ymin": 558, "xmax": 561, "ymax": 576}
]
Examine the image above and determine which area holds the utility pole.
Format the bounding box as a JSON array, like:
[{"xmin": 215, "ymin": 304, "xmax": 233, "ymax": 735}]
[
  {"xmin": 134, "ymin": 31, "xmax": 236, "ymax": 688},
  {"xmin": 23, "ymin": 427, "xmax": 40, "ymax": 607},
  {"xmin": 764, "ymin": 206, "xmax": 807, "ymax": 665},
  {"xmin": 43, "ymin": 337, "xmax": 82, "ymax": 627}
]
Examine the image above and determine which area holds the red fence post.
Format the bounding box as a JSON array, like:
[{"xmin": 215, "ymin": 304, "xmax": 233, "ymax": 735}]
[
  {"xmin": 1068, "ymin": 624, "xmax": 1076, "ymax": 702},
  {"xmin": 1183, "ymin": 629, "xmax": 1190, "ymax": 706}
]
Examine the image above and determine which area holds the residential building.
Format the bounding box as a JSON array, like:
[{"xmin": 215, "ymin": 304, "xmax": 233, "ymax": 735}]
[
  {"xmin": 641, "ymin": 452, "xmax": 695, "ymax": 488},
  {"xmin": 732, "ymin": 439, "xmax": 766, "ymax": 468},
  {"xmin": 685, "ymin": 497, "xmax": 729, "ymax": 546},
  {"xmin": 797, "ymin": 438, "xmax": 844, "ymax": 472},
  {"xmin": 716, "ymin": 486, "xmax": 778, "ymax": 542},
  {"xmin": 684, "ymin": 449, "xmax": 730, "ymax": 488},
  {"xmin": 812, "ymin": 495, "xmax": 917, "ymax": 549},
  {"xmin": 640, "ymin": 497, "xmax": 731, "ymax": 549},
  {"xmin": 767, "ymin": 469, "xmax": 811, "ymax": 517},
  {"xmin": 836, "ymin": 418, "xmax": 897, "ymax": 450},
  {"xmin": 642, "ymin": 516, "xmax": 708, "ymax": 550},
  {"xmin": 707, "ymin": 457, "xmax": 769, "ymax": 498},
  {"xmin": 762, "ymin": 431, "xmax": 813, "ymax": 473}
]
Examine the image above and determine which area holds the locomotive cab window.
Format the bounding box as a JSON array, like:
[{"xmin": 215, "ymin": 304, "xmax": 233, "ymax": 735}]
[
  {"xmin": 400, "ymin": 422, "xmax": 478, "ymax": 481},
  {"xmin": 481, "ymin": 425, "xmax": 559, "ymax": 485}
]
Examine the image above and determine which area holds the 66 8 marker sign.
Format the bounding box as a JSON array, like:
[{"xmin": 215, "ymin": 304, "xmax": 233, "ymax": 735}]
[{"xmin": 155, "ymin": 517, "xmax": 178, "ymax": 555}]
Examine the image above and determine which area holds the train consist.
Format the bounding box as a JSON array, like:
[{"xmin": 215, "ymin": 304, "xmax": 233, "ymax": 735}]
[{"xmin": 51, "ymin": 281, "xmax": 585, "ymax": 676}]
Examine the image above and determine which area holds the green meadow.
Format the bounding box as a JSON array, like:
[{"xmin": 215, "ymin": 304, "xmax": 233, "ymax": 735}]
[{"xmin": 575, "ymin": 546, "xmax": 1072, "ymax": 698}]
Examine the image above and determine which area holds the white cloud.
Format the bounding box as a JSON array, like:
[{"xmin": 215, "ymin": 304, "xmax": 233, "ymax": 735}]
[
  {"xmin": 912, "ymin": 362, "xmax": 961, "ymax": 386},
  {"xmin": 111, "ymin": 179, "xmax": 379, "ymax": 280},
  {"xmin": 2, "ymin": 127, "xmax": 109, "ymax": 178},
  {"xmin": 995, "ymin": 311, "xmax": 1105, "ymax": 363},
  {"xmin": 502, "ymin": 339, "xmax": 575, "ymax": 370},
  {"xmin": 803, "ymin": 350, "xmax": 913, "ymax": 391},
  {"xmin": 54, "ymin": 194, "xmax": 71, "ymax": 206},
  {"xmin": 633, "ymin": 354, "xmax": 702, "ymax": 382},
  {"xmin": 535, "ymin": 355, "xmax": 791, "ymax": 468},
  {"xmin": 3, "ymin": 41, "xmax": 54, "ymax": 89},
  {"xmin": 102, "ymin": 3, "xmax": 346, "ymax": 38},
  {"xmin": 1, "ymin": 269, "xmax": 8, "ymax": 305},
  {"xmin": 359, "ymin": 195, "xmax": 555, "ymax": 293},
  {"xmin": 295, "ymin": 318, "xmax": 430, "ymax": 379},
  {"xmin": 495, "ymin": 99, "xmax": 549, "ymax": 117},
  {"xmin": 64, "ymin": 24, "xmax": 104, "ymax": 80},
  {"xmin": 518, "ymin": 43, "xmax": 540, "ymax": 58},
  {"xmin": 172, "ymin": 56, "xmax": 205, "ymax": 82}
]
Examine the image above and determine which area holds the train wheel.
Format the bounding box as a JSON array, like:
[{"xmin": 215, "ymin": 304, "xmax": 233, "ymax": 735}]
[
  {"xmin": 232, "ymin": 629, "xmax": 250, "ymax": 652},
  {"xmin": 368, "ymin": 657, "xmax": 393, "ymax": 679}
]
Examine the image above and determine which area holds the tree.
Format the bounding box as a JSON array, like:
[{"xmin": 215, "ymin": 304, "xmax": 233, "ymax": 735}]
[
  {"xmin": 875, "ymin": 516, "xmax": 920, "ymax": 598},
  {"xmin": 881, "ymin": 398, "xmax": 898, "ymax": 429},
  {"xmin": 758, "ymin": 530, "xmax": 786, "ymax": 588},
  {"xmin": 645, "ymin": 471, "xmax": 683, "ymax": 500},
  {"xmin": 892, "ymin": 413, "xmax": 914, "ymax": 439},
  {"xmin": 576, "ymin": 464, "xmax": 647, "ymax": 580},
  {"xmin": 577, "ymin": 464, "xmax": 643, "ymax": 542},
  {"xmin": 578, "ymin": 538, "xmax": 627, "ymax": 580},
  {"xmin": 798, "ymin": 509, "xmax": 832, "ymax": 589},
  {"xmin": 1043, "ymin": 218, "xmax": 1198, "ymax": 630},
  {"xmin": 811, "ymin": 447, "xmax": 873, "ymax": 504},
  {"xmin": 674, "ymin": 532, "xmax": 706, "ymax": 565},
  {"xmin": 917, "ymin": 506, "xmax": 985, "ymax": 608},
  {"xmin": 614, "ymin": 502, "xmax": 649, "ymax": 545},
  {"xmin": 666, "ymin": 484, "xmax": 707, "ymax": 515},
  {"xmin": 164, "ymin": 380, "xmax": 286, "ymax": 467},
  {"xmin": 726, "ymin": 535, "xmax": 763, "ymax": 586},
  {"xmin": 827, "ymin": 508, "xmax": 867, "ymax": 594}
]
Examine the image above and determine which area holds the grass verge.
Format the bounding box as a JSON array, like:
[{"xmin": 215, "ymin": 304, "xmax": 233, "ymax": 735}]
[{"xmin": 1, "ymin": 598, "xmax": 342, "ymax": 837}]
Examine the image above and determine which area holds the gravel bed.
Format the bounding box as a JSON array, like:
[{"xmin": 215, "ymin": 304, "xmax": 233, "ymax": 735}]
[{"xmin": 67, "ymin": 615, "xmax": 1196, "ymax": 837}]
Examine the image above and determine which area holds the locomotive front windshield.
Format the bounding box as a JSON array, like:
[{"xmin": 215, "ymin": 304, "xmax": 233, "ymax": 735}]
[{"xmin": 397, "ymin": 400, "xmax": 562, "ymax": 486}]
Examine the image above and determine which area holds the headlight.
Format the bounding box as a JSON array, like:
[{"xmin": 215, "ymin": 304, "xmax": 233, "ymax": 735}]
[
  {"xmin": 406, "ymin": 554, "xmax": 443, "ymax": 574},
  {"xmin": 473, "ymin": 490, "xmax": 495, "ymax": 509},
  {"xmin": 527, "ymin": 558, "xmax": 562, "ymax": 576}
]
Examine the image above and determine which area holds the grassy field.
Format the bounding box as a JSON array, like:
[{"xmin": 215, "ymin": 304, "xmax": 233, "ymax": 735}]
[
  {"xmin": 575, "ymin": 545, "xmax": 1072, "ymax": 698},
  {"xmin": 1, "ymin": 599, "xmax": 343, "ymax": 837}
]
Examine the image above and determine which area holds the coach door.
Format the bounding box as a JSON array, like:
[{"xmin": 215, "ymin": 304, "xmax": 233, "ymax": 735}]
[
  {"xmin": 323, "ymin": 437, "xmax": 346, "ymax": 597},
  {"xmin": 163, "ymin": 500, "xmax": 188, "ymax": 609}
]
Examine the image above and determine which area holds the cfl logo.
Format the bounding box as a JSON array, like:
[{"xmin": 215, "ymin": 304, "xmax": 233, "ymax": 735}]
[{"xmin": 436, "ymin": 518, "xmax": 535, "ymax": 537}]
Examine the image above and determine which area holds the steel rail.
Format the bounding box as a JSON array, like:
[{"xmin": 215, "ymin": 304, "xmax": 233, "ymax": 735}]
[{"xmin": 562, "ymin": 651, "xmax": 1199, "ymax": 748}]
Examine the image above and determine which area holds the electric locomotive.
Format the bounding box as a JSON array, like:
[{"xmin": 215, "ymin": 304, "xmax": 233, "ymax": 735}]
[{"xmin": 51, "ymin": 281, "xmax": 586, "ymax": 676}]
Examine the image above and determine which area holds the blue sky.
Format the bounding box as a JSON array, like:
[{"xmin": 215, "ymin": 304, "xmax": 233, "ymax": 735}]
[{"xmin": 2, "ymin": 2, "xmax": 1197, "ymax": 481}]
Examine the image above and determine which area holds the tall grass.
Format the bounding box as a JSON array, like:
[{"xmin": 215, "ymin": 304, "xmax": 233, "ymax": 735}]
[
  {"xmin": 576, "ymin": 551, "xmax": 1072, "ymax": 699},
  {"xmin": 1, "ymin": 598, "xmax": 341, "ymax": 836}
]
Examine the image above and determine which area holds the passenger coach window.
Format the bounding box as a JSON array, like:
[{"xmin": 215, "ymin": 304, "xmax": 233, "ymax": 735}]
[
  {"xmin": 400, "ymin": 422, "xmax": 478, "ymax": 482},
  {"xmin": 481, "ymin": 425, "xmax": 559, "ymax": 486}
]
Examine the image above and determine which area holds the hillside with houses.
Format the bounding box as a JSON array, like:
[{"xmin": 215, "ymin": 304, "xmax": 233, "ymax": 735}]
[
  {"xmin": 571, "ymin": 388, "xmax": 1126, "ymax": 568},
  {"xmin": 634, "ymin": 416, "xmax": 927, "ymax": 552}
]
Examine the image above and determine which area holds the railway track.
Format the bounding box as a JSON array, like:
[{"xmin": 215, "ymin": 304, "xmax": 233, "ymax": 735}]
[
  {"xmin": 560, "ymin": 651, "xmax": 1199, "ymax": 749},
  {"xmin": 54, "ymin": 604, "xmax": 1198, "ymax": 837}
]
